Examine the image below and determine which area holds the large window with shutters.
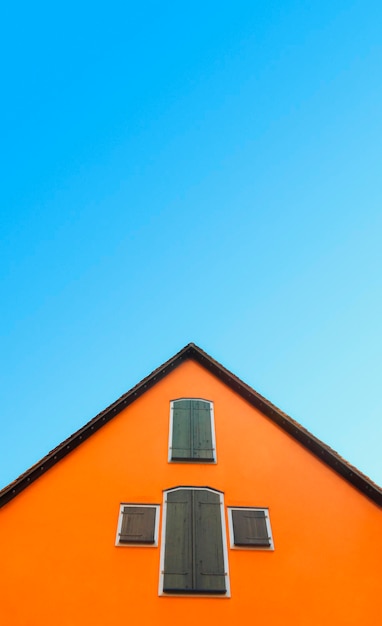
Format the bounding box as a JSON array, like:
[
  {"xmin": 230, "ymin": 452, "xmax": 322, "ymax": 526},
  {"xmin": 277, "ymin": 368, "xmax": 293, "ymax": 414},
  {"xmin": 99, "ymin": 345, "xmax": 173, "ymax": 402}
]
[
  {"xmin": 115, "ymin": 504, "xmax": 160, "ymax": 547},
  {"xmin": 159, "ymin": 487, "xmax": 229, "ymax": 595},
  {"xmin": 228, "ymin": 507, "xmax": 274, "ymax": 550},
  {"xmin": 169, "ymin": 399, "xmax": 216, "ymax": 462}
]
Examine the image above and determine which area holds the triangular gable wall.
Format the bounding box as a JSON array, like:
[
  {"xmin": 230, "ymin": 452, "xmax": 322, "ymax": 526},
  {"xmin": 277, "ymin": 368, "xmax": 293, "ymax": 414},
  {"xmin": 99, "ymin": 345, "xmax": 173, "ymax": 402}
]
[{"xmin": 1, "ymin": 343, "xmax": 381, "ymax": 508}]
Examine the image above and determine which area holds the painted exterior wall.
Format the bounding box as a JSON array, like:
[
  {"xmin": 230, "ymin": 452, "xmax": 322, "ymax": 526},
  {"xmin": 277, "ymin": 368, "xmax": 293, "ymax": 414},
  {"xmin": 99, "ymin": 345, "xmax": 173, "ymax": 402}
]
[{"xmin": 1, "ymin": 359, "xmax": 381, "ymax": 625}]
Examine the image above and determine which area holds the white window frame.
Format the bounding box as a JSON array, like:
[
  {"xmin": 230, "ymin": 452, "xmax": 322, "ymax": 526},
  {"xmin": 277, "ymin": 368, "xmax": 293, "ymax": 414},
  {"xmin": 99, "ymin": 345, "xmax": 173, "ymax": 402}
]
[
  {"xmin": 168, "ymin": 398, "xmax": 217, "ymax": 463},
  {"xmin": 228, "ymin": 507, "xmax": 274, "ymax": 550},
  {"xmin": 159, "ymin": 487, "xmax": 230, "ymax": 597},
  {"xmin": 115, "ymin": 503, "xmax": 160, "ymax": 547}
]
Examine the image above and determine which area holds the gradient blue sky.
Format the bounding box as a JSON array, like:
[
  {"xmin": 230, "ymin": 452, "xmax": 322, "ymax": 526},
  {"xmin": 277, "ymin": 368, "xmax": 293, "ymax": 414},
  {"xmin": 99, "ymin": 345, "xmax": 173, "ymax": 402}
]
[{"xmin": 1, "ymin": 1, "xmax": 382, "ymax": 489}]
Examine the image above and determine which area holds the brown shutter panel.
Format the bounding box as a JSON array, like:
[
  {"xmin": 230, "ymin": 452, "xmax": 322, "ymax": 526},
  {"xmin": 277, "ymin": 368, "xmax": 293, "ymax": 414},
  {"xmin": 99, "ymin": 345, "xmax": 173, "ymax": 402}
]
[
  {"xmin": 232, "ymin": 509, "xmax": 271, "ymax": 546},
  {"xmin": 119, "ymin": 506, "xmax": 156, "ymax": 544},
  {"xmin": 192, "ymin": 400, "xmax": 214, "ymax": 461},
  {"xmin": 194, "ymin": 490, "xmax": 226, "ymax": 593},
  {"xmin": 171, "ymin": 400, "xmax": 192, "ymax": 460},
  {"xmin": 163, "ymin": 490, "xmax": 193, "ymax": 591}
]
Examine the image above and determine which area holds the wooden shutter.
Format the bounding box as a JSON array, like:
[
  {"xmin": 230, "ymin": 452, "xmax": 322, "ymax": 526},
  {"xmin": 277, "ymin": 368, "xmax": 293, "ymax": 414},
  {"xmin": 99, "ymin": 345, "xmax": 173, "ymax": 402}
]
[
  {"xmin": 119, "ymin": 506, "xmax": 156, "ymax": 544},
  {"xmin": 194, "ymin": 490, "xmax": 226, "ymax": 593},
  {"xmin": 163, "ymin": 489, "xmax": 226, "ymax": 594},
  {"xmin": 192, "ymin": 400, "xmax": 214, "ymax": 461},
  {"xmin": 171, "ymin": 400, "xmax": 192, "ymax": 460},
  {"xmin": 231, "ymin": 509, "xmax": 270, "ymax": 546},
  {"xmin": 171, "ymin": 400, "xmax": 214, "ymax": 461},
  {"xmin": 163, "ymin": 490, "xmax": 193, "ymax": 591}
]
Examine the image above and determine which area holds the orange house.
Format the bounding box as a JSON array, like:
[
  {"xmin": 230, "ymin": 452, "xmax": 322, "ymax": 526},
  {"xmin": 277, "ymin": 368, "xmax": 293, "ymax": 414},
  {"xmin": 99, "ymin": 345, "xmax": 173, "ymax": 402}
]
[{"xmin": 1, "ymin": 344, "xmax": 381, "ymax": 625}]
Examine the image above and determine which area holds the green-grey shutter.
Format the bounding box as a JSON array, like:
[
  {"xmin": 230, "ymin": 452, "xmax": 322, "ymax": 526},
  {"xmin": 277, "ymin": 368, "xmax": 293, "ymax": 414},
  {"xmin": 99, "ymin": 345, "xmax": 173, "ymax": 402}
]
[
  {"xmin": 192, "ymin": 400, "xmax": 214, "ymax": 461},
  {"xmin": 163, "ymin": 490, "xmax": 193, "ymax": 591},
  {"xmin": 119, "ymin": 506, "xmax": 156, "ymax": 544},
  {"xmin": 163, "ymin": 489, "xmax": 226, "ymax": 594},
  {"xmin": 232, "ymin": 509, "xmax": 270, "ymax": 546},
  {"xmin": 171, "ymin": 400, "xmax": 214, "ymax": 461},
  {"xmin": 194, "ymin": 490, "xmax": 226, "ymax": 593},
  {"xmin": 171, "ymin": 400, "xmax": 192, "ymax": 459}
]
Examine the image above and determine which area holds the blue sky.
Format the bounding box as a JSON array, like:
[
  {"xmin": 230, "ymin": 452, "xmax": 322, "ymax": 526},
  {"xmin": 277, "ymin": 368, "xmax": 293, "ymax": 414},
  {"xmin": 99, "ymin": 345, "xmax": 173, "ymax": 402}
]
[{"xmin": 1, "ymin": 1, "xmax": 382, "ymax": 490}]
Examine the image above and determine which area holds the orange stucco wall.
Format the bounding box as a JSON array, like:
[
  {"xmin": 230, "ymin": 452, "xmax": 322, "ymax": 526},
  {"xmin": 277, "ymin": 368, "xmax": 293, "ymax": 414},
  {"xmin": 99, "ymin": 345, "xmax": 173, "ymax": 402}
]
[{"xmin": 1, "ymin": 360, "xmax": 381, "ymax": 625}]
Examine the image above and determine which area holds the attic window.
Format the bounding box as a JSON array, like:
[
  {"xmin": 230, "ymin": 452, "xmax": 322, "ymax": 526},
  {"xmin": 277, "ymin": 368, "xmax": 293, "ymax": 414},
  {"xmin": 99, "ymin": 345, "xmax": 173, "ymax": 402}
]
[
  {"xmin": 169, "ymin": 399, "xmax": 216, "ymax": 462},
  {"xmin": 228, "ymin": 508, "xmax": 274, "ymax": 549},
  {"xmin": 116, "ymin": 504, "xmax": 160, "ymax": 546}
]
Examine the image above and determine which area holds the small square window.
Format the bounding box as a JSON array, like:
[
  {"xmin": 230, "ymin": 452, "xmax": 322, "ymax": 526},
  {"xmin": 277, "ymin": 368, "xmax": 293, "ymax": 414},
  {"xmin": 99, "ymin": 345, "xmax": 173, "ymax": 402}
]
[
  {"xmin": 116, "ymin": 504, "xmax": 160, "ymax": 546},
  {"xmin": 228, "ymin": 508, "xmax": 274, "ymax": 550}
]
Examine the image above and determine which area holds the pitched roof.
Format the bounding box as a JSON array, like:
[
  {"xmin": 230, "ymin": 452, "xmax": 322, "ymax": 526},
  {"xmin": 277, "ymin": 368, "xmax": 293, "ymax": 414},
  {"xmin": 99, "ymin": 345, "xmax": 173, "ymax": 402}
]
[{"xmin": 1, "ymin": 343, "xmax": 381, "ymax": 508}]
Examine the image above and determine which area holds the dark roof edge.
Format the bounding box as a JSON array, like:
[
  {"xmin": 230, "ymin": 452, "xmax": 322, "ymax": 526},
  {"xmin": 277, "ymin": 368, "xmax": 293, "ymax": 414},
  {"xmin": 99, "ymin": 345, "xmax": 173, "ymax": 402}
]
[
  {"xmin": 188, "ymin": 344, "xmax": 381, "ymax": 507},
  {"xmin": 1, "ymin": 343, "xmax": 381, "ymax": 508}
]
